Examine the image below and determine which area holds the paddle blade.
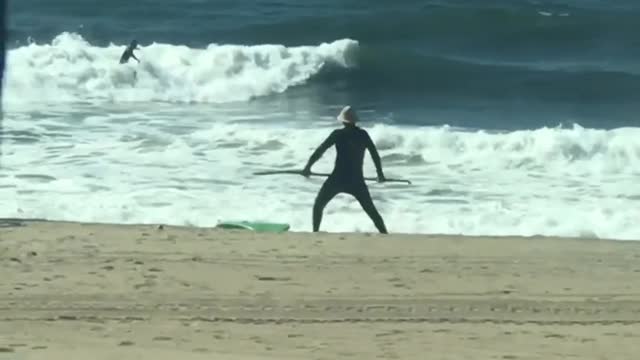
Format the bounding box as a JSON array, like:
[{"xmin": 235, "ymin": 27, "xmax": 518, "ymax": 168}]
[
  {"xmin": 385, "ymin": 178, "xmax": 412, "ymax": 185},
  {"xmin": 253, "ymin": 169, "xmax": 303, "ymax": 176},
  {"xmin": 253, "ymin": 169, "xmax": 411, "ymax": 184}
]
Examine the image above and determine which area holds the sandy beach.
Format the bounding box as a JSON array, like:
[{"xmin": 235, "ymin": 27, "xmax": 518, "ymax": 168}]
[{"xmin": 1, "ymin": 219, "xmax": 640, "ymax": 359}]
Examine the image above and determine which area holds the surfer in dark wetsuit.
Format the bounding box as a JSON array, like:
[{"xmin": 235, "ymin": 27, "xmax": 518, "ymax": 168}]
[
  {"xmin": 119, "ymin": 40, "xmax": 140, "ymax": 64},
  {"xmin": 302, "ymin": 105, "xmax": 388, "ymax": 234}
]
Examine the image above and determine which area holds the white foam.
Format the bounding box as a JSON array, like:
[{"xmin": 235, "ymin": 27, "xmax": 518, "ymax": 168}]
[
  {"xmin": 3, "ymin": 32, "xmax": 358, "ymax": 105},
  {"xmin": 2, "ymin": 106, "xmax": 639, "ymax": 241}
]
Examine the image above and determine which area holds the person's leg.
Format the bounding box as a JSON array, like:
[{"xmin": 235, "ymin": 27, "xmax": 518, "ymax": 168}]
[
  {"xmin": 312, "ymin": 178, "xmax": 340, "ymax": 232},
  {"xmin": 351, "ymin": 184, "xmax": 388, "ymax": 234}
]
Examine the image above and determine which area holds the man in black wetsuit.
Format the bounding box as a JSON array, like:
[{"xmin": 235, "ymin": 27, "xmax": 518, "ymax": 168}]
[
  {"xmin": 302, "ymin": 105, "xmax": 388, "ymax": 234},
  {"xmin": 119, "ymin": 40, "xmax": 140, "ymax": 64}
]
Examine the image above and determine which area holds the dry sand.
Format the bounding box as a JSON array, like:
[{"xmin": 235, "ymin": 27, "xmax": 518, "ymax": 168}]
[{"xmin": 1, "ymin": 219, "xmax": 640, "ymax": 359}]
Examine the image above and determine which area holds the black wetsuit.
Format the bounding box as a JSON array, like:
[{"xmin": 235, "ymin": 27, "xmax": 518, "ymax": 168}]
[
  {"xmin": 303, "ymin": 124, "xmax": 388, "ymax": 233},
  {"xmin": 119, "ymin": 44, "xmax": 139, "ymax": 64}
]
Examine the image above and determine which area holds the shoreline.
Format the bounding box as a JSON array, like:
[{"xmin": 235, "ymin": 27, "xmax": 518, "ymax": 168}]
[
  {"xmin": 0, "ymin": 217, "xmax": 633, "ymax": 242},
  {"xmin": 2, "ymin": 219, "xmax": 640, "ymax": 359}
]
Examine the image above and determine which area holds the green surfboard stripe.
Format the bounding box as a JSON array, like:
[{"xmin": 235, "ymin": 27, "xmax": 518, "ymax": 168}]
[{"xmin": 216, "ymin": 221, "xmax": 290, "ymax": 233}]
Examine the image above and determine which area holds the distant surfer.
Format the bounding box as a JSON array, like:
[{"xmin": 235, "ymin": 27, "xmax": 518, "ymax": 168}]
[
  {"xmin": 302, "ymin": 105, "xmax": 388, "ymax": 234},
  {"xmin": 119, "ymin": 40, "xmax": 140, "ymax": 64}
]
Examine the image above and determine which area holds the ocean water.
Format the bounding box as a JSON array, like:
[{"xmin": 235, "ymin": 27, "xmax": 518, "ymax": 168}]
[{"xmin": 1, "ymin": 0, "xmax": 640, "ymax": 239}]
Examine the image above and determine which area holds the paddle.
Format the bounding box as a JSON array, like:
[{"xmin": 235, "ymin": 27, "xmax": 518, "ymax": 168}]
[{"xmin": 253, "ymin": 169, "xmax": 412, "ymax": 185}]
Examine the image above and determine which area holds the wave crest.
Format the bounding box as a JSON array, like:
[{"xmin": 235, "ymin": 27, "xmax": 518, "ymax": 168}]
[{"xmin": 4, "ymin": 32, "xmax": 359, "ymax": 104}]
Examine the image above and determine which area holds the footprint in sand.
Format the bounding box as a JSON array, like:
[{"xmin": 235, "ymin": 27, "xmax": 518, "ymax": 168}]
[
  {"xmin": 250, "ymin": 336, "xmax": 264, "ymax": 344},
  {"xmin": 255, "ymin": 275, "xmax": 291, "ymax": 281},
  {"xmin": 388, "ymin": 277, "xmax": 411, "ymax": 289},
  {"xmin": 153, "ymin": 336, "xmax": 173, "ymax": 342},
  {"xmin": 134, "ymin": 281, "xmax": 156, "ymax": 290},
  {"xmin": 376, "ymin": 329, "xmax": 405, "ymax": 337},
  {"xmin": 212, "ymin": 331, "xmax": 228, "ymax": 340}
]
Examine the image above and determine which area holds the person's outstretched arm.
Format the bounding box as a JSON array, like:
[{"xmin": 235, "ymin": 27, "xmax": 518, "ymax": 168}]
[
  {"xmin": 364, "ymin": 131, "xmax": 385, "ymax": 181},
  {"xmin": 303, "ymin": 130, "xmax": 337, "ymax": 175}
]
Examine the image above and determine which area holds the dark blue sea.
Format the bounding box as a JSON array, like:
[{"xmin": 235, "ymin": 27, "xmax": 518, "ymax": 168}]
[{"xmin": 8, "ymin": 0, "xmax": 640, "ymax": 129}]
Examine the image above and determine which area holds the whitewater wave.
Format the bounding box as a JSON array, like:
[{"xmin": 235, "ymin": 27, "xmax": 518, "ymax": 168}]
[
  {"xmin": 365, "ymin": 123, "xmax": 640, "ymax": 173},
  {"xmin": 6, "ymin": 31, "xmax": 640, "ymax": 109},
  {"xmin": 3, "ymin": 32, "xmax": 358, "ymax": 104},
  {"xmin": 2, "ymin": 106, "xmax": 640, "ymax": 240}
]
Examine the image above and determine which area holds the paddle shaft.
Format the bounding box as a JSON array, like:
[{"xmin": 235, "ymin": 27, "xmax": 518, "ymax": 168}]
[{"xmin": 253, "ymin": 170, "xmax": 411, "ymax": 185}]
